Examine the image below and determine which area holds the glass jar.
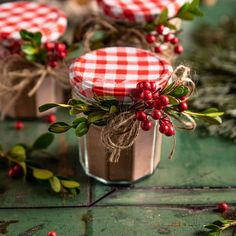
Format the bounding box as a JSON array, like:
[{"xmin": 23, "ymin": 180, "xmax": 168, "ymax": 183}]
[{"xmin": 69, "ymin": 47, "xmax": 173, "ymax": 184}]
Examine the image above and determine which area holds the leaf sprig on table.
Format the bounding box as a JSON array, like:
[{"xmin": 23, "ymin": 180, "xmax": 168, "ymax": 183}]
[
  {"xmin": 204, "ymin": 219, "xmax": 236, "ymax": 236},
  {"xmin": 0, "ymin": 133, "xmax": 80, "ymax": 195}
]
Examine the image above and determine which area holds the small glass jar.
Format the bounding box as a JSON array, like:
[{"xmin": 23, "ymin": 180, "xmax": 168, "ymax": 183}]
[
  {"xmin": 69, "ymin": 47, "xmax": 173, "ymax": 184},
  {"xmin": 0, "ymin": 1, "xmax": 67, "ymax": 118}
]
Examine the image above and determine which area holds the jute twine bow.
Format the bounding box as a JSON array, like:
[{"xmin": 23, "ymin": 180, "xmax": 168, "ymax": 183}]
[
  {"xmin": 74, "ymin": 15, "xmax": 176, "ymax": 62},
  {"xmin": 0, "ymin": 55, "xmax": 71, "ymax": 119},
  {"xmin": 100, "ymin": 65, "xmax": 196, "ymax": 163}
]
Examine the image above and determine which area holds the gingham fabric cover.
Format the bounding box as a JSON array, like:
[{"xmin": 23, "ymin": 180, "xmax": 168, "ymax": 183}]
[
  {"xmin": 97, "ymin": 0, "xmax": 186, "ymax": 23},
  {"xmin": 70, "ymin": 47, "xmax": 173, "ymax": 102},
  {"xmin": 0, "ymin": 1, "xmax": 67, "ymax": 42}
]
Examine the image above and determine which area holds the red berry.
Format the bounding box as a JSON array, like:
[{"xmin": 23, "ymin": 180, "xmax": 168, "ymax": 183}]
[
  {"xmin": 152, "ymin": 110, "xmax": 162, "ymax": 120},
  {"xmin": 159, "ymin": 95, "xmax": 169, "ymax": 106},
  {"xmin": 140, "ymin": 90, "xmax": 153, "ymax": 101},
  {"xmin": 55, "ymin": 43, "xmax": 66, "ymax": 52},
  {"xmin": 159, "ymin": 124, "xmax": 169, "ymax": 134},
  {"xmin": 174, "ymin": 45, "xmax": 184, "ymax": 54},
  {"xmin": 146, "ymin": 34, "xmax": 156, "ymax": 44},
  {"xmin": 170, "ymin": 37, "xmax": 179, "ymax": 45},
  {"xmin": 179, "ymin": 96, "xmax": 186, "ymax": 101},
  {"xmin": 8, "ymin": 165, "xmax": 23, "ymax": 178},
  {"xmin": 165, "ymin": 126, "xmax": 175, "ymax": 136},
  {"xmin": 48, "ymin": 232, "xmax": 57, "ymax": 236},
  {"xmin": 156, "ymin": 25, "xmax": 165, "ymax": 34},
  {"xmin": 152, "ymin": 93, "xmax": 159, "ymax": 100},
  {"xmin": 178, "ymin": 102, "xmax": 188, "ymax": 112},
  {"xmin": 164, "ymin": 34, "xmax": 172, "ymax": 42},
  {"xmin": 57, "ymin": 51, "xmax": 67, "ymax": 59},
  {"xmin": 141, "ymin": 120, "xmax": 152, "ymax": 131},
  {"xmin": 217, "ymin": 202, "xmax": 228, "ymax": 212},
  {"xmin": 47, "ymin": 114, "xmax": 57, "ymax": 123},
  {"xmin": 153, "ymin": 100, "xmax": 163, "ymax": 110},
  {"xmin": 154, "ymin": 46, "xmax": 162, "ymax": 53},
  {"xmin": 150, "ymin": 82, "xmax": 157, "ymax": 93},
  {"xmin": 44, "ymin": 42, "xmax": 55, "ymax": 51},
  {"xmin": 13, "ymin": 164, "xmax": 23, "ymax": 174},
  {"xmin": 48, "ymin": 61, "xmax": 58, "ymax": 68},
  {"xmin": 136, "ymin": 111, "xmax": 147, "ymax": 121},
  {"xmin": 145, "ymin": 101, "xmax": 154, "ymax": 109},
  {"xmin": 142, "ymin": 82, "xmax": 151, "ymax": 90},
  {"xmin": 8, "ymin": 168, "xmax": 15, "ymax": 178},
  {"xmin": 15, "ymin": 121, "xmax": 23, "ymax": 130},
  {"xmin": 136, "ymin": 82, "xmax": 144, "ymax": 92}
]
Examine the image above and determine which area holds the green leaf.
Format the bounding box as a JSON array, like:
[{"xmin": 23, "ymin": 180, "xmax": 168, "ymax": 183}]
[
  {"xmin": 9, "ymin": 145, "xmax": 26, "ymax": 162},
  {"xmin": 75, "ymin": 122, "xmax": 89, "ymax": 137},
  {"xmin": 20, "ymin": 29, "xmax": 34, "ymax": 41},
  {"xmin": 49, "ymin": 176, "xmax": 61, "ymax": 193},
  {"xmin": 72, "ymin": 117, "xmax": 88, "ymax": 128},
  {"xmin": 170, "ymin": 85, "xmax": 189, "ymax": 97},
  {"xmin": 200, "ymin": 116, "xmax": 223, "ymax": 125},
  {"xmin": 39, "ymin": 103, "xmax": 72, "ymax": 112},
  {"xmin": 61, "ymin": 180, "xmax": 80, "ymax": 188},
  {"xmin": 159, "ymin": 7, "xmax": 169, "ymax": 25},
  {"xmin": 21, "ymin": 44, "xmax": 37, "ymax": 55},
  {"xmin": 166, "ymin": 22, "xmax": 177, "ymax": 30},
  {"xmin": 18, "ymin": 162, "xmax": 27, "ymax": 177},
  {"xmin": 33, "ymin": 32, "xmax": 42, "ymax": 47},
  {"xmin": 88, "ymin": 111, "xmax": 106, "ymax": 124},
  {"xmin": 32, "ymin": 133, "xmax": 54, "ymax": 150},
  {"xmin": 33, "ymin": 168, "xmax": 53, "ymax": 180},
  {"xmin": 25, "ymin": 54, "xmax": 36, "ymax": 62},
  {"xmin": 185, "ymin": 110, "xmax": 224, "ymax": 117},
  {"xmin": 68, "ymin": 99, "xmax": 86, "ymax": 106},
  {"xmin": 109, "ymin": 105, "xmax": 119, "ymax": 114},
  {"xmin": 49, "ymin": 122, "xmax": 72, "ymax": 133},
  {"xmin": 176, "ymin": 3, "xmax": 190, "ymax": 17},
  {"xmin": 160, "ymin": 82, "xmax": 176, "ymax": 95},
  {"xmin": 68, "ymin": 188, "xmax": 78, "ymax": 196},
  {"xmin": 178, "ymin": 11, "xmax": 195, "ymax": 20},
  {"xmin": 204, "ymin": 224, "xmax": 220, "ymax": 230},
  {"xmin": 69, "ymin": 104, "xmax": 88, "ymax": 115},
  {"xmin": 167, "ymin": 95, "xmax": 179, "ymax": 105}
]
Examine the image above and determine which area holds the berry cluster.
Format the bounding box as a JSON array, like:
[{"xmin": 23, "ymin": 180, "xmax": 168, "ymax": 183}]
[
  {"xmin": 44, "ymin": 42, "xmax": 67, "ymax": 68},
  {"xmin": 8, "ymin": 164, "xmax": 23, "ymax": 178},
  {"xmin": 135, "ymin": 81, "xmax": 188, "ymax": 136},
  {"xmin": 145, "ymin": 24, "xmax": 183, "ymax": 55}
]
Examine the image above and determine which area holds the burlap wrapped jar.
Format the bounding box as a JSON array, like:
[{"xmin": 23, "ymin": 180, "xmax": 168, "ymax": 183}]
[
  {"xmin": 0, "ymin": 1, "xmax": 68, "ymax": 118},
  {"xmin": 74, "ymin": 0, "xmax": 185, "ymax": 63},
  {"xmin": 69, "ymin": 47, "xmax": 173, "ymax": 184}
]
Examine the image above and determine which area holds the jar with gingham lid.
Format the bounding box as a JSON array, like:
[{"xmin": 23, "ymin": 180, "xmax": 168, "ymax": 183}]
[
  {"xmin": 0, "ymin": 1, "xmax": 68, "ymax": 118},
  {"xmin": 69, "ymin": 47, "xmax": 173, "ymax": 184},
  {"xmin": 74, "ymin": 0, "xmax": 203, "ymax": 62}
]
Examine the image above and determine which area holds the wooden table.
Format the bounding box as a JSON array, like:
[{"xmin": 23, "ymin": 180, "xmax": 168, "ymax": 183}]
[{"xmin": 0, "ymin": 1, "xmax": 236, "ymax": 235}]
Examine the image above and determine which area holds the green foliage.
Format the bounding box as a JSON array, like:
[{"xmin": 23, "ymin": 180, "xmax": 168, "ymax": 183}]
[
  {"xmin": 49, "ymin": 122, "xmax": 72, "ymax": 133},
  {"xmin": 0, "ymin": 133, "xmax": 80, "ymax": 195},
  {"xmin": 204, "ymin": 219, "xmax": 236, "ymax": 236}
]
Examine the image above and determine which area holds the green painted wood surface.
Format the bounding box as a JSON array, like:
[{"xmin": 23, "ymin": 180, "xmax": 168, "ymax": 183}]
[{"xmin": 0, "ymin": 1, "xmax": 236, "ymax": 235}]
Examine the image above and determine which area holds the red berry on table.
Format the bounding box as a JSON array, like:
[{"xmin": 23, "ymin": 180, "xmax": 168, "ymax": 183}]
[
  {"xmin": 159, "ymin": 124, "xmax": 169, "ymax": 134},
  {"xmin": 48, "ymin": 61, "xmax": 58, "ymax": 68},
  {"xmin": 156, "ymin": 25, "xmax": 165, "ymax": 34},
  {"xmin": 142, "ymin": 82, "xmax": 151, "ymax": 90},
  {"xmin": 159, "ymin": 95, "xmax": 170, "ymax": 106},
  {"xmin": 178, "ymin": 102, "xmax": 188, "ymax": 112},
  {"xmin": 164, "ymin": 34, "xmax": 172, "ymax": 42},
  {"xmin": 154, "ymin": 46, "xmax": 162, "ymax": 53},
  {"xmin": 146, "ymin": 34, "xmax": 156, "ymax": 44},
  {"xmin": 217, "ymin": 202, "xmax": 228, "ymax": 212},
  {"xmin": 151, "ymin": 110, "xmax": 162, "ymax": 120},
  {"xmin": 150, "ymin": 82, "xmax": 157, "ymax": 93},
  {"xmin": 170, "ymin": 37, "xmax": 179, "ymax": 45},
  {"xmin": 165, "ymin": 126, "xmax": 175, "ymax": 136},
  {"xmin": 57, "ymin": 51, "xmax": 67, "ymax": 60},
  {"xmin": 141, "ymin": 120, "xmax": 152, "ymax": 131},
  {"xmin": 44, "ymin": 42, "xmax": 55, "ymax": 51},
  {"xmin": 136, "ymin": 111, "xmax": 147, "ymax": 121},
  {"xmin": 47, "ymin": 114, "xmax": 57, "ymax": 123},
  {"xmin": 153, "ymin": 100, "xmax": 163, "ymax": 110},
  {"xmin": 48, "ymin": 232, "xmax": 57, "ymax": 236},
  {"xmin": 15, "ymin": 121, "xmax": 23, "ymax": 130},
  {"xmin": 55, "ymin": 43, "xmax": 66, "ymax": 52},
  {"xmin": 140, "ymin": 90, "xmax": 153, "ymax": 101},
  {"xmin": 174, "ymin": 45, "xmax": 184, "ymax": 54},
  {"xmin": 136, "ymin": 82, "xmax": 144, "ymax": 92}
]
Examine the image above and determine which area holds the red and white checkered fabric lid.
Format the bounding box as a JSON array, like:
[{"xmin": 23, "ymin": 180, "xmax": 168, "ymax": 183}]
[
  {"xmin": 0, "ymin": 1, "xmax": 67, "ymax": 42},
  {"xmin": 97, "ymin": 0, "xmax": 186, "ymax": 23},
  {"xmin": 70, "ymin": 47, "xmax": 173, "ymax": 102}
]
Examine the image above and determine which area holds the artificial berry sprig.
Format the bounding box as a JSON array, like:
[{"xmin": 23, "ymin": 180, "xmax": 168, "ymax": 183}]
[
  {"xmin": 144, "ymin": 0, "xmax": 203, "ymax": 56},
  {"xmin": 3, "ymin": 30, "xmax": 68, "ymax": 67},
  {"xmin": 0, "ymin": 133, "xmax": 80, "ymax": 195}
]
